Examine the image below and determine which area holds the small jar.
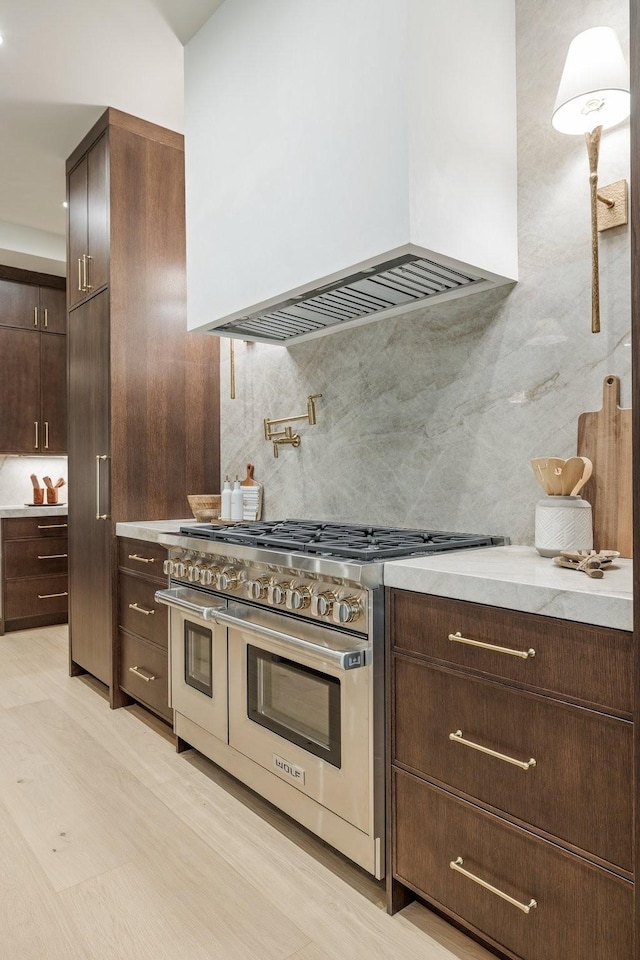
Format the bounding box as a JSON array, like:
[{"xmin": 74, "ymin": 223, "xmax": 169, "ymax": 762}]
[{"xmin": 534, "ymin": 496, "xmax": 593, "ymax": 558}]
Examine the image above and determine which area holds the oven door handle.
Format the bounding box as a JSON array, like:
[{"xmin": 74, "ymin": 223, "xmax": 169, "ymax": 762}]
[
  {"xmin": 212, "ymin": 608, "xmax": 368, "ymax": 671},
  {"xmin": 154, "ymin": 587, "xmax": 223, "ymax": 621}
]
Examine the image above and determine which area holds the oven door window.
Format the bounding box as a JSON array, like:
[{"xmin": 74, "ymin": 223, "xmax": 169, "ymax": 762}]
[
  {"xmin": 184, "ymin": 621, "xmax": 213, "ymax": 697},
  {"xmin": 247, "ymin": 645, "xmax": 341, "ymax": 767}
]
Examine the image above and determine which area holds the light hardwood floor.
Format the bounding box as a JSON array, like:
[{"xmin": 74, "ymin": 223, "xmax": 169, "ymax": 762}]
[{"xmin": 0, "ymin": 625, "xmax": 495, "ymax": 960}]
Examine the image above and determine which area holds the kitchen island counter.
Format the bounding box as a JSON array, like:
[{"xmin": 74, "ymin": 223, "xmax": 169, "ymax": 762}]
[
  {"xmin": 0, "ymin": 504, "xmax": 68, "ymax": 518},
  {"xmin": 384, "ymin": 545, "xmax": 632, "ymax": 631}
]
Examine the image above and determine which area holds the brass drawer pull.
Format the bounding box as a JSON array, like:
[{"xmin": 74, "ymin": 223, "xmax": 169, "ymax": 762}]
[
  {"xmin": 449, "ymin": 631, "xmax": 535, "ymax": 659},
  {"xmin": 37, "ymin": 524, "xmax": 68, "ymax": 530},
  {"xmin": 128, "ymin": 666, "xmax": 156, "ymax": 683},
  {"xmin": 38, "ymin": 592, "xmax": 69, "ymax": 599},
  {"xmin": 37, "ymin": 553, "xmax": 68, "ymax": 560},
  {"xmin": 449, "ymin": 730, "xmax": 536, "ymax": 771},
  {"xmin": 128, "ymin": 554, "xmax": 156, "ymax": 564},
  {"xmin": 128, "ymin": 602, "xmax": 155, "ymax": 616},
  {"xmin": 450, "ymin": 857, "xmax": 537, "ymax": 914}
]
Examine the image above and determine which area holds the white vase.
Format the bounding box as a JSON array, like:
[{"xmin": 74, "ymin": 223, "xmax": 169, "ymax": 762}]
[{"xmin": 534, "ymin": 496, "xmax": 593, "ymax": 558}]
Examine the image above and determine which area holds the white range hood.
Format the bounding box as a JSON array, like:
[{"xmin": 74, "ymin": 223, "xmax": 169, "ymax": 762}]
[{"xmin": 185, "ymin": 0, "xmax": 518, "ymax": 345}]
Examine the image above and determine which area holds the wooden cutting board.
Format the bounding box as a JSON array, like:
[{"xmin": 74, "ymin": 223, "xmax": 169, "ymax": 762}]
[{"xmin": 577, "ymin": 375, "xmax": 632, "ymax": 557}]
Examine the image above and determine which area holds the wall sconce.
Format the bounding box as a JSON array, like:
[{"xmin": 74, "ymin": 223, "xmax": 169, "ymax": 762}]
[
  {"xmin": 264, "ymin": 394, "xmax": 322, "ymax": 457},
  {"xmin": 552, "ymin": 26, "xmax": 630, "ymax": 334}
]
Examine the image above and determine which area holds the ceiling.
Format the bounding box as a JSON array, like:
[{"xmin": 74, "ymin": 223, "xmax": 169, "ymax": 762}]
[{"xmin": 0, "ymin": 0, "xmax": 225, "ymax": 275}]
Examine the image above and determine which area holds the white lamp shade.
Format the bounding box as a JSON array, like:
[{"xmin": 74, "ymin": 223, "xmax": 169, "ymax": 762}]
[{"xmin": 552, "ymin": 26, "xmax": 630, "ymax": 134}]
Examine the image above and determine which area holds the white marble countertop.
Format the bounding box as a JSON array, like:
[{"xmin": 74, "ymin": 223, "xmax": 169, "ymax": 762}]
[
  {"xmin": 384, "ymin": 545, "xmax": 633, "ymax": 632},
  {"xmin": 0, "ymin": 504, "xmax": 68, "ymax": 518},
  {"xmin": 116, "ymin": 519, "xmax": 192, "ymax": 543}
]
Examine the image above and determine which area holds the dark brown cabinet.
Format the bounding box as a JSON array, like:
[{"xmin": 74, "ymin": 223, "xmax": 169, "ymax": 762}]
[
  {"xmin": 66, "ymin": 109, "xmax": 220, "ymax": 705},
  {"xmin": 117, "ymin": 537, "xmax": 170, "ymax": 721},
  {"xmin": 0, "ymin": 514, "xmax": 69, "ymax": 634},
  {"xmin": 0, "ymin": 275, "xmax": 67, "ymax": 455},
  {"xmin": 68, "ymin": 132, "xmax": 109, "ymax": 309},
  {"xmin": 387, "ymin": 589, "xmax": 634, "ymax": 960}
]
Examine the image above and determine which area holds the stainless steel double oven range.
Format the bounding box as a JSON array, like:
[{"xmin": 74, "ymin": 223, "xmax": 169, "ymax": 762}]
[{"xmin": 156, "ymin": 520, "xmax": 498, "ymax": 879}]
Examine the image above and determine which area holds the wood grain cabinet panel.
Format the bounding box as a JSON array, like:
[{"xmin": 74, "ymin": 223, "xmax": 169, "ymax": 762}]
[
  {"xmin": 118, "ymin": 538, "xmax": 167, "ymax": 580},
  {"xmin": 40, "ymin": 333, "xmax": 67, "ymax": 454},
  {"xmin": 394, "ymin": 657, "xmax": 633, "ymax": 871},
  {"xmin": 118, "ymin": 572, "xmax": 167, "ymax": 648},
  {"xmin": 119, "ymin": 630, "xmax": 171, "ymax": 721},
  {"xmin": 394, "ymin": 771, "xmax": 633, "ymax": 960},
  {"xmin": 0, "ymin": 327, "xmax": 41, "ymax": 453},
  {"xmin": 0, "ymin": 278, "xmax": 39, "ymax": 328},
  {"xmin": 66, "ymin": 109, "xmax": 220, "ymax": 706},
  {"xmin": 1, "ymin": 515, "xmax": 69, "ymax": 634},
  {"xmin": 388, "ymin": 589, "xmax": 633, "ymax": 716}
]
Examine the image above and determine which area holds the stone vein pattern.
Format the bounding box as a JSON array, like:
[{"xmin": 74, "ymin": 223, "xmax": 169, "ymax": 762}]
[{"xmin": 218, "ymin": 0, "xmax": 630, "ymax": 546}]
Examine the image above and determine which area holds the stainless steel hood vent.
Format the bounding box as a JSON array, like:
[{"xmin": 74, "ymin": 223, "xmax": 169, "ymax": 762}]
[{"xmin": 217, "ymin": 255, "xmax": 482, "ymax": 344}]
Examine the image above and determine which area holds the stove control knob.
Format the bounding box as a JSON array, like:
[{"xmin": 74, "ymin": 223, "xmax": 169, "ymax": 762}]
[
  {"xmin": 216, "ymin": 568, "xmax": 238, "ymax": 591},
  {"xmin": 247, "ymin": 577, "xmax": 270, "ymax": 600},
  {"xmin": 174, "ymin": 561, "xmax": 187, "ymax": 578},
  {"xmin": 187, "ymin": 564, "xmax": 202, "ymax": 582},
  {"xmin": 311, "ymin": 590, "xmax": 337, "ymax": 617},
  {"xmin": 199, "ymin": 566, "xmax": 218, "ymax": 587},
  {"xmin": 267, "ymin": 581, "xmax": 290, "ymax": 605},
  {"xmin": 333, "ymin": 597, "xmax": 362, "ymax": 625},
  {"xmin": 286, "ymin": 585, "xmax": 311, "ymax": 611},
  {"xmin": 163, "ymin": 559, "xmax": 174, "ymax": 575}
]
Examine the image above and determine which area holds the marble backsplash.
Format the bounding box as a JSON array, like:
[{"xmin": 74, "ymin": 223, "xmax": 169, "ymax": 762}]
[
  {"xmin": 0, "ymin": 456, "xmax": 68, "ymax": 507},
  {"xmin": 218, "ymin": 0, "xmax": 631, "ymax": 546}
]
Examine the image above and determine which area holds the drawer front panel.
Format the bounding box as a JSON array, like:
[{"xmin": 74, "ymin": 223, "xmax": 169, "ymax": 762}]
[
  {"xmin": 5, "ymin": 575, "xmax": 69, "ymax": 619},
  {"xmin": 3, "ymin": 516, "xmax": 68, "ymax": 541},
  {"xmin": 118, "ymin": 572, "xmax": 168, "ymax": 648},
  {"xmin": 394, "ymin": 771, "xmax": 633, "ymax": 960},
  {"xmin": 394, "ymin": 657, "xmax": 632, "ymax": 871},
  {"xmin": 4, "ymin": 538, "xmax": 68, "ymax": 578},
  {"xmin": 118, "ymin": 538, "xmax": 167, "ymax": 580},
  {"xmin": 119, "ymin": 631, "xmax": 170, "ymax": 720},
  {"xmin": 389, "ymin": 589, "xmax": 633, "ymax": 715}
]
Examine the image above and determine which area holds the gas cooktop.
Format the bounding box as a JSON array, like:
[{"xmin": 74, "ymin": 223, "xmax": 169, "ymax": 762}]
[{"xmin": 178, "ymin": 519, "xmax": 498, "ymax": 562}]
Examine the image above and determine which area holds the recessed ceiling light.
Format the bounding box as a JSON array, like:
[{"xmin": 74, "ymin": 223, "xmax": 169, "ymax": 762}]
[
  {"xmin": 62, "ymin": 201, "xmax": 68, "ymax": 208},
  {"xmin": 0, "ymin": 34, "xmax": 4, "ymax": 45}
]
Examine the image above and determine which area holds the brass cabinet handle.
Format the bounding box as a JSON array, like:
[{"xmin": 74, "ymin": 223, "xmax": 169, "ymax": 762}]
[
  {"xmin": 38, "ymin": 591, "xmax": 69, "ymax": 599},
  {"xmin": 449, "ymin": 631, "xmax": 535, "ymax": 660},
  {"xmin": 449, "ymin": 730, "xmax": 536, "ymax": 771},
  {"xmin": 85, "ymin": 254, "xmax": 93, "ymax": 290},
  {"xmin": 34, "ymin": 421, "xmax": 39, "ymax": 449},
  {"xmin": 38, "ymin": 523, "xmax": 68, "ymax": 529},
  {"xmin": 37, "ymin": 553, "xmax": 68, "ymax": 560},
  {"xmin": 128, "ymin": 602, "xmax": 155, "ymax": 616},
  {"xmin": 128, "ymin": 554, "xmax": 155, "ymax": 565},
  {"xmin": 34, "ymin": 307, "xmax": 38, "ymax": 327},
  {"xmin": 450, "ymin": 857, "xmax": 537, "ymax": 914},
  {"xmin": 95, "ymin": 454, "xmax": 110, "ymax": 520},
  {"xmin": 44, "ymin": 421, "xmax": 49, "ymax": 449},
  {"xmin": 128, "ymin": 665, "xmax": 156, "ymax": 682},
  {"xmin": 78, "ymin": 258, "xmax": 83, "ymax": 292},
  {"xmin": 82, "ymin": 254, "xmax": 88, "ymax": 291},
  {"xmin": 43, "ymin": 307, "xmax": 48, "ymax": 329}
]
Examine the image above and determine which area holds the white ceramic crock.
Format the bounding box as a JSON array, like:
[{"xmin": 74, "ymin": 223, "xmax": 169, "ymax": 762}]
[{"xmin": 534, "ymin": 496, "xmax": 593, "ymax": 558}]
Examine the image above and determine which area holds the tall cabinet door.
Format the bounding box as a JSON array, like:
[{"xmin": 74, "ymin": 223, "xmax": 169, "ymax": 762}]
[
  {"xmin": 87, "ymin": 133, "xmax": 109, "ymax": 295},
  {"xmin": 68, "ymin": 291, "xmax": 112, "ymax": 686},
  {"xmin": 0, "ymin": 327, "xmax": 40, "ymax": 454},
  {"xmin": 41, "ymin": 334, "xmax": 67, "ymax": 454},
  {"xmin": 68, "ymin": 157, "xmax": 88, "ymax": 310}
]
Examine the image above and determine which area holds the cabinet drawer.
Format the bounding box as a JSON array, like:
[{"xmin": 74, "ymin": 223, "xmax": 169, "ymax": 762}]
[
  {"xmin": 118, "ymin": 537, "xmax": 167, "ymax": 580},
  {"xmin": 394, "ymin": 658, "xmax": 632, "ymax": 871},
  {"xmin": 388, "ymin": 590, "xmax": 633, "ymax": 716},
  {"xmin": 3, "ymin": 516, "xmax": 68, "ymax": 541},
  {"xmin": 118, "ymin": 572, "xmax": 168, "ymax": 647},
  {"xmin": 119, "ymin": 631, "xmax": 171, "ymax": 721},
  {"xmin": 393, "ymin": 771, "xmax": 633, "ymax": 960},
  {"xmin": 4, "ymin": 537, "xmax": 68, "ymax": 579},
  {"xmin": 4, "ymin": 575, "xmax": 68, "ymax": 619}
]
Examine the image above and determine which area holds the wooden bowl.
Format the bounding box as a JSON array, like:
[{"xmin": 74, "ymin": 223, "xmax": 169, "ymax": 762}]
[{"xmin": 187, "ymin": 494, "xmax": 221, "ymax": 522}]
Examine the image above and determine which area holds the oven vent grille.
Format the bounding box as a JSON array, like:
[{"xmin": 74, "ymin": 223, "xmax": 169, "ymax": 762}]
[{"xmin": 216, "ymin": 255, "xmax": 482, "ymax": 343}]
